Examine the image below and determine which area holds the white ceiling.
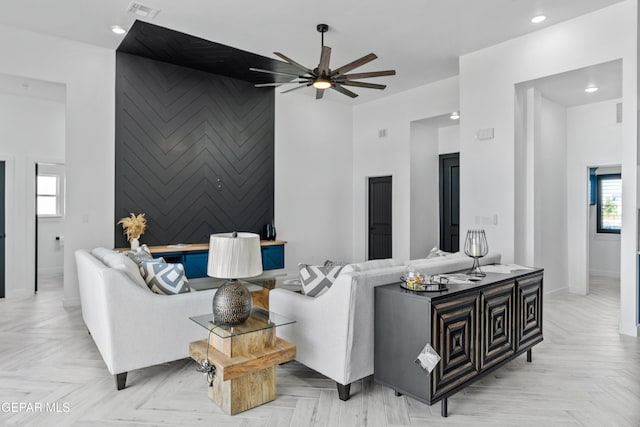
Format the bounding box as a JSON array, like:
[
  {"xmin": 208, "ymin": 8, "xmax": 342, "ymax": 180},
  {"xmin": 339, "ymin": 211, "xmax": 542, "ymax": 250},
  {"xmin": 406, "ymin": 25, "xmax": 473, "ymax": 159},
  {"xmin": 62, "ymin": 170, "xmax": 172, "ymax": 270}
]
[
  {"xmin": 0, "ymin": 0, "xmax": 624, "ymax": 104},
  {"xmin": 518, "ymin": 60, "xmax": 622, "ymax": 107}
]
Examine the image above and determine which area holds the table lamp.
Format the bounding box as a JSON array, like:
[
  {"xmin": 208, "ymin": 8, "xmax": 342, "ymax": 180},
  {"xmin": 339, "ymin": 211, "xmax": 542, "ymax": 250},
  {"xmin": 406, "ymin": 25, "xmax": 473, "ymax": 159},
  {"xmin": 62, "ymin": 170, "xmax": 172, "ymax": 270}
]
[{"xmin": 208, "ymin": 232, "xmax": 263, "ymax": 325}]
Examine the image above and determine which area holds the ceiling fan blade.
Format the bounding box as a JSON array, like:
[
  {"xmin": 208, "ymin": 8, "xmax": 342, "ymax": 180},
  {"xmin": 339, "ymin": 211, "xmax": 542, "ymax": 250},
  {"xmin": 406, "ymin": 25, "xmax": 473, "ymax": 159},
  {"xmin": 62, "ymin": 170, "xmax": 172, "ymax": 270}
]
[
  {"xmin": 339, "ymin": 80, "xmax": 386, "ymax": 90},
  {"xmin": 318, "ymin": 46, "xmax": 332, "ymax": 76},
  {"xmin": 254, "ymin": 80, "xmax": 309, "ymax": 87},
  {"xmin": 273, "ymin": 52, "xmax": 314, "ymax": 75},
  {"xmin": 331, "ymin": 53, "xmax": 377, "ymax": 76},
  {"xmin": 332, "ymin": 84, "xmax": 359, "ymax": 98},
  {"xmin": 316, "ymin": 89, "xmax": 325, "ymax": 100},
  {"xmin": 339, "ymin": 70, "xmax": 396, "ymax": 80},
  {"xmin": 249, "ymin": 67, "xmax": 302, "ymax": 78},
  {"xmin": 281, "ymin": 84, "xmax": 310, "ymax": 94}
]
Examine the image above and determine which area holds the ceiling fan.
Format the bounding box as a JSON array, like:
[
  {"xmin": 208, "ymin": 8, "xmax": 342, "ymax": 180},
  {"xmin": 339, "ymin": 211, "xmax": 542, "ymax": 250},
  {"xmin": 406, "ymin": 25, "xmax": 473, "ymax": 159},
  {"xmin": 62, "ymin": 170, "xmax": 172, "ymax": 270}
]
[{"xmin": 250, "ymin": 24, "xmax": 396, "ymax": 99}]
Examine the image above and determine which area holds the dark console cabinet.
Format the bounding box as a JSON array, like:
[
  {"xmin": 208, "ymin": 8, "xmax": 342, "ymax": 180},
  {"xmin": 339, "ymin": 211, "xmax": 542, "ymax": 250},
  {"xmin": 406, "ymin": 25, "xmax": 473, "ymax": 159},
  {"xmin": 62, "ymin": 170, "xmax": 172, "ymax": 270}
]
[{"xmin": 374, "ymin": 269, "xmax": 543, "ymax": 417}]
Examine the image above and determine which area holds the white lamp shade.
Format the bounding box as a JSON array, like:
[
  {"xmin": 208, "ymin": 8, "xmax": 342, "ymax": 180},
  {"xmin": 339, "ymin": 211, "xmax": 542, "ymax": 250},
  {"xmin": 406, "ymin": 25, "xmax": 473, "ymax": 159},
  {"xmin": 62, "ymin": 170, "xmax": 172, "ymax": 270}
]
[{"xmin": 207, "ymin": 232, "xmax": 263, "ymax": 279}]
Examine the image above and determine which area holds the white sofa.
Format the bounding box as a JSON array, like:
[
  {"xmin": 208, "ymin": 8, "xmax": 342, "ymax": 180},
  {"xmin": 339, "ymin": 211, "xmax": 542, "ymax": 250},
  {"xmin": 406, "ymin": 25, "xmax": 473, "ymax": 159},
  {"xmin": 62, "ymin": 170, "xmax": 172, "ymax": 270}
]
[
  {"xmin": 269, "ymin": 252, "xmax": 501, "ymax": 400},
  {"xmin": 75, "ymin": 248, "xmax": 219, "ymax": 390}
]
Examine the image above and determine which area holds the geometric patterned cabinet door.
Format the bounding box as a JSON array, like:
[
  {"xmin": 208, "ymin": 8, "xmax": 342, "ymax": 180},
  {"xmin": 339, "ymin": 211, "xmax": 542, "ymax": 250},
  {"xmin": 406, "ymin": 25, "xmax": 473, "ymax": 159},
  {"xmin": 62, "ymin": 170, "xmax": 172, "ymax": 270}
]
[
  {"xmin": 516, "ymin": 275, "xmax": 544, "ymax": 350},
  {"xmin": 480, "ymin": 282, "xmax": 516, "ymax": 370},
  {"xmin": 431, "ymin": 293, "xmax": 480, "ymax": 400}
]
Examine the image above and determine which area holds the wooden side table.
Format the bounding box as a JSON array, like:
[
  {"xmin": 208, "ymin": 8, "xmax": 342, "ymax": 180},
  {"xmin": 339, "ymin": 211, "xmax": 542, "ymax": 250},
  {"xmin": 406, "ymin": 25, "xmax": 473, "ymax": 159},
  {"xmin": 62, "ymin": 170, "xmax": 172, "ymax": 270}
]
[{"xmin": 189, "ymin": 309, "xmax": 296, "ymax": 415}]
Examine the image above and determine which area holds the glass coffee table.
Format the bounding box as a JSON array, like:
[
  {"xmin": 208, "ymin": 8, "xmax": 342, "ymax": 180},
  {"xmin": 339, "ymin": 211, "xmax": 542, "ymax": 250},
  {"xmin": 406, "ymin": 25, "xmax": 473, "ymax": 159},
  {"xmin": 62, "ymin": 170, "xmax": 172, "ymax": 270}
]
[{"xmin": 189, "ymin": 307, "xmax": 296, "ymax": 415}]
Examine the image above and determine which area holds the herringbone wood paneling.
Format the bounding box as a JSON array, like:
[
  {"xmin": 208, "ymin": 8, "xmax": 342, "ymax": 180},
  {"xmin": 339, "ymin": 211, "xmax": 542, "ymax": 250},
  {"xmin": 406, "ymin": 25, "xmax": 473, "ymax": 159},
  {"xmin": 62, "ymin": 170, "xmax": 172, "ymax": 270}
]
[{"xmin": 115, "ymin": 52, "xmax": 274, "ymax": 247}]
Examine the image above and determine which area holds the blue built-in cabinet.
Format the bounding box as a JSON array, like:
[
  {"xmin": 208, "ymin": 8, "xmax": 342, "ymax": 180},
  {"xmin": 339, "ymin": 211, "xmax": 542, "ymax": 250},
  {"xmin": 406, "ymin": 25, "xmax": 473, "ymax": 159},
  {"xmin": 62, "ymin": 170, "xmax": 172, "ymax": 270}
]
[{"xmin": 151, "ymin": 241, "xmax": 286, "ymax": 279}]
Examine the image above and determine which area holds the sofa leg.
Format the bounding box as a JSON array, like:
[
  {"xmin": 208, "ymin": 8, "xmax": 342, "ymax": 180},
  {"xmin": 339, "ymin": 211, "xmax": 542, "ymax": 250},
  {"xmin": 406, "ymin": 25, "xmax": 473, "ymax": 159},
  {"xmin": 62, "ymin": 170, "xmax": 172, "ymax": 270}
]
[
  {"xmin": 337, "ymin": 382, "xmax": 351, "ymax": 401},
  {"xmin": 115, "ymin": 372, "xmax": 127, "ymax": 390}
]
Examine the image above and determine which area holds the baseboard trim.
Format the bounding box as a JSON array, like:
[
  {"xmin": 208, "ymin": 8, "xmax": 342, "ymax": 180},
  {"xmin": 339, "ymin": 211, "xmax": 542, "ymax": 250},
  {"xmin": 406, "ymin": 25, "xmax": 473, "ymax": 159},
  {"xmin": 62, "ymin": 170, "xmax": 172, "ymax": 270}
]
[
  {"xmin": 7, "ymin": 289, "xmax": 34, "ymax": 299},
  {"xmin": 38, "ymin": 267, "xmax": 64, "ymax": 276},
  {"xmin": 589, "ymin": 269, "xmax": 620, "ymax": 279},
  {"xmin": 543, "ymin": 286, "xmax": 569, "ymax": 299}
]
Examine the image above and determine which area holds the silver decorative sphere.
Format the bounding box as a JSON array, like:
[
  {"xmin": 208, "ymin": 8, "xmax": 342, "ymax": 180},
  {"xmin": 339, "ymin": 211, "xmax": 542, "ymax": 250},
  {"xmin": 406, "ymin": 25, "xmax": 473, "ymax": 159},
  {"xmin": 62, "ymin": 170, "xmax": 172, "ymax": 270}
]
[{"xmin": 212, "ymin": 281, "xmax": 252, "ymax": 325}]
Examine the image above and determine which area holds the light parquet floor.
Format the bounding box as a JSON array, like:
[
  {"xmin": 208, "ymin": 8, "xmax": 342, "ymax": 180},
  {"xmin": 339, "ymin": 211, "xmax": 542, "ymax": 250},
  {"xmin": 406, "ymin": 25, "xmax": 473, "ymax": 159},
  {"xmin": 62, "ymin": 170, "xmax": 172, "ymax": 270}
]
[{"xmin": 0, "ymin": 275, "xmax": 639, "ymax": 426}]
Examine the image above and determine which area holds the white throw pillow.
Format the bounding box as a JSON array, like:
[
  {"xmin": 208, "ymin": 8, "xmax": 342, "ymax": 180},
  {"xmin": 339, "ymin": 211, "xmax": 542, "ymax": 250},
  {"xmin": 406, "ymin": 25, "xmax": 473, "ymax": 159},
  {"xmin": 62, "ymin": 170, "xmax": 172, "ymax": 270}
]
[
  {"xmin": 102, "ymin": 252, "xmax": 148, "ymax": 289},
  {"xmin": 426, "ymin": 246, "xmax": 452, "ymax": 259}
]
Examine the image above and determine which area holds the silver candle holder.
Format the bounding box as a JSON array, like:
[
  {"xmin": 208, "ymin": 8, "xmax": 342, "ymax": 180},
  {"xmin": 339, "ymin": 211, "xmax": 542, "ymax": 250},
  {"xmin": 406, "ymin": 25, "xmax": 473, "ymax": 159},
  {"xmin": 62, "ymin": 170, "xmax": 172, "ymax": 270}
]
[{"xmin": 464, "ymin": 229, "xmax": 488, "ymax": 277}]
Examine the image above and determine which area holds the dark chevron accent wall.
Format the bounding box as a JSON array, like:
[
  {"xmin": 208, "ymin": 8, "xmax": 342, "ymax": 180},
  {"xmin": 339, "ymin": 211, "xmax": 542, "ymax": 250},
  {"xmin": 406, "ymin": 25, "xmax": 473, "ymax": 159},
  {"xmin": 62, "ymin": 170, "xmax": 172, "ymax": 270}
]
[{"xmin": 115, "ymin": 52, "xmax": 274, "ymax": 247}]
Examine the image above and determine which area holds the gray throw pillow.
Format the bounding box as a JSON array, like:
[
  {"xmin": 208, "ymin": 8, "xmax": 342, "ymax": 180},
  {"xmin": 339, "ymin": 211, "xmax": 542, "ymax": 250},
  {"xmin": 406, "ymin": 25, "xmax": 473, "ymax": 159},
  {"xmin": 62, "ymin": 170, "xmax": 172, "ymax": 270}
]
[
  {"xmin": 139, "ymin": 259, "xmax": 190, "ymax": 295},
  {"xmin": 299, "ymin": 263, "xmax": 345, "ymax": 297},
  {"xmin": 125, "ymin": 244, "xmax": 154, "ymax": 265}
]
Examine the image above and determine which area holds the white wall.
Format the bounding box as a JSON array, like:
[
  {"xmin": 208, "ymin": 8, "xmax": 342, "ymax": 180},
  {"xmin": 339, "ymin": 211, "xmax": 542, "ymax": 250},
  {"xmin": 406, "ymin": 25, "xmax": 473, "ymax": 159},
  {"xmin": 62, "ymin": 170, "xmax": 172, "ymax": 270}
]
[
  {"xmin": 536, "ymin": 95, "xmax": 568, "ymax": 293},
  {"xmin": 352, "ymin": 76, "xmax": 459, "ymax": 262},
  {"xmin": 566, "ymin": 101, "xmax": 623, "ymax": 278},
  {"xmin": 0, "ymin": 25, "xmax": 115, "ymax": 305},
  {"xmin": 274, "ymin": 92, "xmax": 353, "ymax": 273},
  {"xmin": 0, "ymin": 93, "xmax": 65, "ymax": 296},
  {"xmin": 438, "ymin": 125, "xmax": 460, "ymax": 154},
  {"xmin": 460, "ymin": 1, "xmax": 637, "ymax": 335},
  {"xmin": 409, "ymin": 122, "xmax": 438, "ymax": 259}
]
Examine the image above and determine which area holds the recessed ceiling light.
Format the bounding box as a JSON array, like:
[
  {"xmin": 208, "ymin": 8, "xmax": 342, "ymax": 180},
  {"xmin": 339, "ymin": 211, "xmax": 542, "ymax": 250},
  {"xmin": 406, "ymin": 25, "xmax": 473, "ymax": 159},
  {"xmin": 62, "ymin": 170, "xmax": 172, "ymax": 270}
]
[
  {"xmin": 585, "ymin": 86, "xmax": 599, "ymax": 93},
  {"xmin": 111, "ymin": 25, "xmax": 126, "ymax": 35},
  {"xmin": 450, "ymin": 111, "xmax": 460, "ymax": 120},
  {"xmin": 531, "ymin": 15, "xmax": 546, "ymax": 24}
]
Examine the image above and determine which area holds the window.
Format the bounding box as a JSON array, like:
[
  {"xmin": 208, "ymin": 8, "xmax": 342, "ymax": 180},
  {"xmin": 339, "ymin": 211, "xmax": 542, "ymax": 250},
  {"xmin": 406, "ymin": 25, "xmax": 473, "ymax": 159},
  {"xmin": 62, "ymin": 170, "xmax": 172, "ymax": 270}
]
[
  {"xmin": 37, "ymin": 174, "xmax": 63, "ymax": 217},
  {"xmin": 596, "ymin": 174, "xmax": 621, "ymax": 234}
]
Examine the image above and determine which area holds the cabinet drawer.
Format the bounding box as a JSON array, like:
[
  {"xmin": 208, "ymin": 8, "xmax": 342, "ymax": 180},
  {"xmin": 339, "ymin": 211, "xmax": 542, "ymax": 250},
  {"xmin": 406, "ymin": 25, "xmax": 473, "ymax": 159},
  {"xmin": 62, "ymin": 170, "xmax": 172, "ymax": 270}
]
[
  {"xmin": 516, "ymin": 274, "xmax": 543, "ymax": 350},
  {"xmin": 183, "ymin": 252, "xmax": 209, "ymax": 279},
  {"xmin": 431, "ymin": 292, "xmax": 480, "ymax": 400},
  {"xmin": 480, "ymin": 282, "xmax": 516, "ymax": 370},
  {"xmin": 261, "ymin": 245, "xmax": 284, "ymax": 270}
]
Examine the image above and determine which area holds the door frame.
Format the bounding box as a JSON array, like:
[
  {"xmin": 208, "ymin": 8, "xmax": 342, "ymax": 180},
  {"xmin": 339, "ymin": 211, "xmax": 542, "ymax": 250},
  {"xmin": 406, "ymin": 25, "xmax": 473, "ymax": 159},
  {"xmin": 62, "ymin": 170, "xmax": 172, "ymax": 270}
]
[
  {"xmin": 439, "ymin": 152, "xmax": 460, "ymax": 252},
  {"xmin": 0, "ymin": 155, "xmax": 13, "ymax": 298},
  {"xmin": 32, "ymin": 159, "xmax": 65, "ymax": 294},
  {"xmin": 366, "ymin": 174, "xmax": 393, "ymax": 260}
]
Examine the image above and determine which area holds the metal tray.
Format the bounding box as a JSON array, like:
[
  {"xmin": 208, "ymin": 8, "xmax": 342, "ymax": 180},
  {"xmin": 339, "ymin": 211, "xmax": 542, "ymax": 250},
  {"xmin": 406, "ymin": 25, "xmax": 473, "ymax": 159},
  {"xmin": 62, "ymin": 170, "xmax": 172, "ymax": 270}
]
[{"xmin": 399, "ymin": 281, "xmax": 448, "ymax": 292}]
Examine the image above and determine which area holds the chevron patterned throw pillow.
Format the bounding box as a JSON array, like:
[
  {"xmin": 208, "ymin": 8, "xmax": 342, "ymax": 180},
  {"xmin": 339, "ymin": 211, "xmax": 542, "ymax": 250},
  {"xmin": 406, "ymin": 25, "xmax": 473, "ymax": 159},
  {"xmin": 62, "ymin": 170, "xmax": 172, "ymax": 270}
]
[
  {"xmin": 139, "ymin": 260, "xmax": 190, "ymax": 295},
  {"xmin": 298, "ymin": 262, "xmax": 345, "ymax": 297}
]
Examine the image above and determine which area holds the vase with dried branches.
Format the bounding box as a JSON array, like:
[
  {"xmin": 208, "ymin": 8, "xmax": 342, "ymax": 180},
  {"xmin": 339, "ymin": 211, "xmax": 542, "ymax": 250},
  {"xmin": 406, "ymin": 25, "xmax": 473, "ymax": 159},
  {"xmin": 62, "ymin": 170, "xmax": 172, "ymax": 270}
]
[{"xmin": 117, "ymin": 213, "xmax": 147, "ymax": 249}]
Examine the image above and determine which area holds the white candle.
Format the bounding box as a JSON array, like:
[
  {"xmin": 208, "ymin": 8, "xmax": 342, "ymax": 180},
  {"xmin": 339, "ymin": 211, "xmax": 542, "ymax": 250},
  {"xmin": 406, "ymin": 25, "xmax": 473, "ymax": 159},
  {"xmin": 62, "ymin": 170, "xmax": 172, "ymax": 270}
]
[{"xmin": 470, "ymin": 243, "xmax": 480, "ymax": 257}]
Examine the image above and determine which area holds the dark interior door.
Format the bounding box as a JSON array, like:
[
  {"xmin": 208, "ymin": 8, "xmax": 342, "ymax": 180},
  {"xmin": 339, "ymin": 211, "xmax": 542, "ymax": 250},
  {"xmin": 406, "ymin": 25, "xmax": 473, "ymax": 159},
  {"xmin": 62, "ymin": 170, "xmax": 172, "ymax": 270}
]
[
  {"xmin": 0, "ymin": 161, "xmax": 5, "ymax": 298},
  {"xmin": 368, "ymin": 176, "xmax": 392, "ymax": 260},
  {"xmin": 439, "ymin": 153, "xmax": 460, "ymax": 252}
]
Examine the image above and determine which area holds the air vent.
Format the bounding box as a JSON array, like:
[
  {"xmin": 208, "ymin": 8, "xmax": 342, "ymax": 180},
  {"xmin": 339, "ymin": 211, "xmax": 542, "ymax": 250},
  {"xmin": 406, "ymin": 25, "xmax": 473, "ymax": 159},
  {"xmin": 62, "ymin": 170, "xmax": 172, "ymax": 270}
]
[{"xmin": 127, "ymin": 2, "xmax": 161, "ymax": 19}]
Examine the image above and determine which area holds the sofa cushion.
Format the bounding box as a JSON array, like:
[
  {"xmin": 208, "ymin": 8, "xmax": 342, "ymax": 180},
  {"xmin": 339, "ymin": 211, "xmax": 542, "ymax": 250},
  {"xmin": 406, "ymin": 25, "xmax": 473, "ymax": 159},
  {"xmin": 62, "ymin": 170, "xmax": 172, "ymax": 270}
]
[
  {"xmin": 342, "ymin": 258, "xmax": 404, "ymax": 273},
  {"xmin": 299, "ymin": 263, "xmax": 345, "ymax": 297},
  {"xmin": 139, "ymin": 260, "xmax": 190, "ymax": 295},
  {"xmin": 91, "ymin": 247, "xmax": 117, "ymax": 264},
  {"xmin": 407, "ymin": 252, "xmax": 501, "ymax": 275}
]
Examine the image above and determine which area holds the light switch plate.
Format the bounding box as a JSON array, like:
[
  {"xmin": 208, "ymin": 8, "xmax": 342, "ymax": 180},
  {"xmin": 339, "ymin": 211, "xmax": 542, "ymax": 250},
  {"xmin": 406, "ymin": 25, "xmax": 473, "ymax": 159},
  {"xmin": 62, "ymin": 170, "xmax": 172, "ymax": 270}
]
[{"xmin": 476, "ymin": 128, "xmax": 495, "ymax": 140}]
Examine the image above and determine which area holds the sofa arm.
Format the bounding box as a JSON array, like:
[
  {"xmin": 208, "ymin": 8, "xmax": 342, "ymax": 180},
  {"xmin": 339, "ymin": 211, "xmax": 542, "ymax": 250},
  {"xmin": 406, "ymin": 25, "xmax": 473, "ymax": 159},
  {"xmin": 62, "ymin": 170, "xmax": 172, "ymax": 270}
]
[
  {"xmin": 98, "ymin": 269, "xmax": 217, "ymax": 374},
  {"xmin": 269, "ymin": 285, "xmax": 353, "ymax": 385}
]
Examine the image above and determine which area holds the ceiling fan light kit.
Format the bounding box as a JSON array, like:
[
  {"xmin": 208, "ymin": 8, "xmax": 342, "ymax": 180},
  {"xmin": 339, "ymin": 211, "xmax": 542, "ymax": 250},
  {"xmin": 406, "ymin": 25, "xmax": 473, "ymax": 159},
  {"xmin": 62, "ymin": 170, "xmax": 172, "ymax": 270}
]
[{"xmin": 251, "ymin": 23, "xmax": 396, "ymax": 99}]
